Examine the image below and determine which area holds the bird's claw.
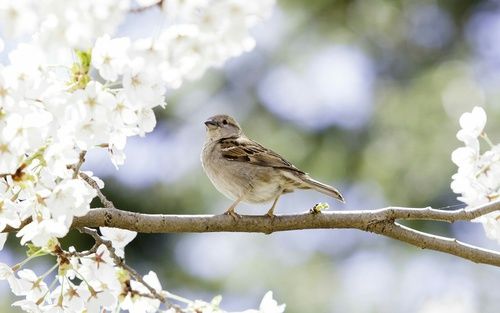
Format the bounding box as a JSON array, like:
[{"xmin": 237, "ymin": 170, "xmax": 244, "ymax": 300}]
[
  {"xmin": 224, "ymin": 210, "xmax": 241, "ymax": 219},
  {"xmin": 265, "ymin": 211, "xmax": 275, "ymax": 219}
]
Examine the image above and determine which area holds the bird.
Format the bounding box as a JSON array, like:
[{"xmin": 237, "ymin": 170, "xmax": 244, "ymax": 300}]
[{"xmin": 201, "ymin": 114, "xmax": 344, "ymax": 218}]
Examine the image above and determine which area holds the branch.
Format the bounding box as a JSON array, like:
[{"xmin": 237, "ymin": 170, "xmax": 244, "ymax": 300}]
[
  {"xmin": 372, "ymin": 222, "xmax": 500, "ymax": 266},
  {"xmin": 71, "ymin": 200, "xmax": 500, "ymax": 267},
  {"xmin": 6, "ymin": 167, "xmax": 500, "ymax": 266}
]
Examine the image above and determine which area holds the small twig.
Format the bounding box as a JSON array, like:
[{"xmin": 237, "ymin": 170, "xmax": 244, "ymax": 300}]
[
  {"xmin": 70, "ymin": 243, "xmax": 99, "ymax": 258},
  {"xmin": 79, "ymin": 172, "xmax": 116, "ymax": 210},
  {"xmin": 129, "ymin": 0, "xmax": 163, "ymax": 13},
  {"xmin": 122, "ymin": 260, "xmax": 167, "ymax": 303},
  {"xmin": 71, "ymin": 151, "xmax": 87, "ymax": 179}
]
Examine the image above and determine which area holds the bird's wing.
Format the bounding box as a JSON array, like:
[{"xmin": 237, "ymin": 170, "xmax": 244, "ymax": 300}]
[{"xmin": 218, "ymin": 137, "xmax": 305, "ymax": 174}]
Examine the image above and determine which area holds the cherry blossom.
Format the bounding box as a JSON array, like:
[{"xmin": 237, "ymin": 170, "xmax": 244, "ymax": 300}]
[
  {"xmin": 0, "ymin": 0, "xmax": 280, "ymax": 312},
  {"xmin": 0, "ymin": 199, "xmax": 22, "ymax": 231},
  {"xmin": 239, "ymin": 291, "xmax": 286, "ymax": 313},
  {"xmin": 457, "ymin": 106, "xmax": 487, "ymax": 140},
  {"xmin": 451, "ymin": 106, "xmax": 500, "ymax": 243},
  {"xmin": 16, "ymin": 216, "xmax": 70, "ymax": 247},
  {"xmin": 15, "ymin": 269, "xmax": 50, "ymax": 301},
  {"xmin": 100, "ymin": 227, "xmax": 137, "ymax": 257},
  {"xmin": 79, "ymin": 245, "xmax": 116, "ymax": 282},
  {"xmin": 0, "ymin": 233, "xmax": 6, "ymax": 250},
  {"xmin": 121, "ymin": 271, "xmax": 163, "ymax": 313},
  {"xmin": 92, "ymin": 35, "xmax": 131, "ymax": 81}
]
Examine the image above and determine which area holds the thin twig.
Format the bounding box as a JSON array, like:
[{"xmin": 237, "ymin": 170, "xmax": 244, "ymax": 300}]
[
  {"xmin": 79, "ymin": 172, "xmax": 116, "ymax": 210},
  {"xmin": 129, "ymin": 0, "xmax": 163, "ymax": 13},
  {"xmin": 70, "ymin": 243, "xmax": 99, "ymax": 258},
  {"xmin": 71, "ymin": 150, "xmax": 87, "ymax": 179}
]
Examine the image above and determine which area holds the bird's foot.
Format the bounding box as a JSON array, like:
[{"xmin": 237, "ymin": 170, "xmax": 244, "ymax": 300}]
[
  {"xmin": 224, "ymin": 209, "xmax": 241, "ymax": 219},
  {"xmin": 265, "ymin": 209, "xmax": 275, "ymax": 219}
]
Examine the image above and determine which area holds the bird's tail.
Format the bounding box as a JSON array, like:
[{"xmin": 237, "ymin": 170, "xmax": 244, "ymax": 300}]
[{"xmin": 300, "ymin": 176, "xmax": 345, "ymax": 203}]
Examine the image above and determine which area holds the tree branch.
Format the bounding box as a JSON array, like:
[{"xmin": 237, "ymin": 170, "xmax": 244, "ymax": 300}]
[
  {"xmin": 6, "ymin": 166, "xmax": 500, "ymax": 267},
  {"xmin": 70, "ymin": 200, "xmax": 500, "ymax": 267}
]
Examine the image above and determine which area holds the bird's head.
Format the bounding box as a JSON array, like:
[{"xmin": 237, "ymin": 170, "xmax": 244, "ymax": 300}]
[{"xmin": 204, "ymin": 114, "xmax": 242, "ymax": 141}]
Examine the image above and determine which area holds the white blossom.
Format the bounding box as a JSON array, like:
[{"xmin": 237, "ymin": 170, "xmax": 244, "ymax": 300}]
[
  {"xmin": 0, "ymin": 1, "xmax": 38, "ymax": 37},
  {"xmin": 84, "ymin": 285, "xmax": 116, "ymax": 313},
  {"xmin": 0, "ymin": 262, "xmax": 14, "ymax": 280},
  {"xmin": 17, "ymin": 216, "xmax": 70, "ymax": 247},
  {"xmin": 43, "ymin": 141, "xmax": 80, "ymax": 178},
  {"xmin": 79, "ymin": 244, "xmax": 116, "ymax": 282},
  {"xmin": 0, "ymin": 199, "xmax": 22, "ymax": 231},
  {"xmin": 121, "ymin": 271, "xmax": 162, "ymax": 313},
  {"xmin": 45, "ymin": 179, "xmax": 96, "ymax": 218},
  {"xmin": 136, "ymin": 0, "xmax": 159, "ymax": 7},
  {"xmin": 2, "ymin": 110, "xmax": 52, "ymax": 154},
  {"xmin": 0, "ymin": 233, "xmax": 7, "ymax": 250},
  {"xmin": 0, "ymin": 139, "xmax": 21, "ymax": 174},
  {"xmin": 100, "ymin": 226, "xmax": 137, "ymax": 257},
  {"xmin": 0, "ymin": 1, "xmax": 278, "ymax": 311},
  {"xmin": 2, "ymin": 264, "xmax": 30, "ymax": 297},
  {"xmin": 50, "ymin": 280, "xmax": 86, "ymax": 312},
  {"xmin": 15, "ymin": 269, "xmax": 49, "ymax": 301},
  {"xmin": 122, "ymin": 59, "xmax": 165, "ymax": 108},
  {"xmin": 457, "ymin": 106, "xmax": 487, "ymax": 139},
  {"xmin": 12, "ymin": 299, "xmax": 44, "ymax": 313},
  {"xmin": 451, "ymin": 106, "xmax": 500, "ymax": 243},
  {"xmin": 475, "ymin": 212, "xmax": 500, "ymax": 244},
  {"xmin": 0, "ymin": 0, "xmax": 129, "ymax": 52},
  {"xmin": 92, "ymin": 35, "xmax": 131, "ymax": 81},
  {"xmin": 258, "ymin": 291, "xmax": 286, "ymax": 313},
  {"xmin": 238, "ymin": 291, "xmax": 286, "ymax": 313}
]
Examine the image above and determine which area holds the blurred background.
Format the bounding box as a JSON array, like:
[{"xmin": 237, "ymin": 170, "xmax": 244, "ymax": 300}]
[{"xmin": 3, "ymin": 0, "xmax": 500, "ymax": 312}]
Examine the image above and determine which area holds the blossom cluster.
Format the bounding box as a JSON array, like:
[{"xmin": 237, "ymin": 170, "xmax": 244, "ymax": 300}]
[
  {"xmin": 0, "ymin": 0, "xmax": 279, "ymax": 312},
  {"xmin": 0, "ymin": 0, "xmax": 129, "ymax": 53},
  {"xmin": 1, "ymin": 226, "xmax": 285, "ymax": 313},
  {"xmin": 0, "ymin": 0, "xmax": 274, "ymax": 89},
  {"xmin": 451, "ymin": 106, "xmax": 500, "ymax": 243}
]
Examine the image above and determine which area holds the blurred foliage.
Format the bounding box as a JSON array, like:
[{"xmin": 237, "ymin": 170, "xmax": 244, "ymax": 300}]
[
  {"xmin": 89, "ymin": 0, "xmax": 500, "ymax": 313},
  {"xmin": 4, "ymin": 0, "xmax": 500, "ymax": 312}
]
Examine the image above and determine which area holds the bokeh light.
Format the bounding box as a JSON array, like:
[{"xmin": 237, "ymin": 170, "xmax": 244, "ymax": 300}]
[{"xmin": 2, "ymin": 1, "xmax": 500, "ymax": 312}]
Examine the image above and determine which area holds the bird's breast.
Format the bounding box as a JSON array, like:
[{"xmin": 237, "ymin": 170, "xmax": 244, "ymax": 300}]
[{"xmin": 201, "ymin": 142, "xmax": 283, "ymax": 203}]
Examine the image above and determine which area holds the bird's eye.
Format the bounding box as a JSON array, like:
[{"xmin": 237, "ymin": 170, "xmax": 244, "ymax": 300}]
[{"xmin": 222, "ymin": 119, "xmax": 228, "ymax": 125}]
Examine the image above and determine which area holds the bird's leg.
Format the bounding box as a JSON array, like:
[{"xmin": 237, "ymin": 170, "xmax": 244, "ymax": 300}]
[
  {"xmin": 266, "ymin": 192, "xmax": 282, "ymax": 218},
  {"xmin": 224, "ymin": 196, "xmax": 243, "ymax": 219}
]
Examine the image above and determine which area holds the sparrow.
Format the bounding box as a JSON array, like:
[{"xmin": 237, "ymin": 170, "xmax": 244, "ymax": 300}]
[{"xmin": 201, "ymin": 114, "xmax": 345, "ymax": 218}]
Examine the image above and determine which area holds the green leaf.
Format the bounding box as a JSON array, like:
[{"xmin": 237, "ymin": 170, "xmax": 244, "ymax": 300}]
[{"xmin": 69, "ymin": 49, "xmax": 92, "ymax": 90}]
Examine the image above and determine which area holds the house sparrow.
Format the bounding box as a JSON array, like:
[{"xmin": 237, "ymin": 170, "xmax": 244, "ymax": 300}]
[{"xmin": 201, "ymin": 114, "xmax": 344, "ymax": 218}]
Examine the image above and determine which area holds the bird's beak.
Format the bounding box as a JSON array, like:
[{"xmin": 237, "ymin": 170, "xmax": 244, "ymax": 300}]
[{"xmin": 204, "ymin": 120, "xmax": 218, "ymax": 130}]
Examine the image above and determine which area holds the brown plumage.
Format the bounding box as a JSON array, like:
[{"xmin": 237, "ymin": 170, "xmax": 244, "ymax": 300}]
[{"xmin": 201, "ymin": 114, "xmax": 344, "ymax": 218}]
